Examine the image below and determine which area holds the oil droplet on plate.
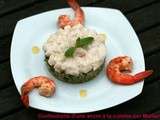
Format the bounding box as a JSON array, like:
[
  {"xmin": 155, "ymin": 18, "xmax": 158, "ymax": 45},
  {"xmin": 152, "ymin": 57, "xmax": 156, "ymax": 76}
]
[
  {"xmin": 80, "ymin": 89, "xmax": 87, "ymax": 98},
  {"xmin": 32, "ymin": 46, "xmax": 40, "ymax": 54}
]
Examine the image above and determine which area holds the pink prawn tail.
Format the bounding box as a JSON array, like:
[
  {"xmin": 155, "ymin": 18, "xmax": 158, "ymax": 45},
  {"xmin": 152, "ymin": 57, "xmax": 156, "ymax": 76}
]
[
  {"xmin": 67, "ymin": 0, "xmax": 80, "ymax": 10},
  {"xmin": 21, "ymin": 95, "xmax": 29, "ymax": 108},
  {"xmin": 134, "ymin": 70, "xmax": 153, "ymax": 82}
]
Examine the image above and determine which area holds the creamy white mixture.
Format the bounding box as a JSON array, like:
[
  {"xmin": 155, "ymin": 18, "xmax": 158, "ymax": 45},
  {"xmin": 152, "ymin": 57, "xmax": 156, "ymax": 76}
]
[{"xmin": 43, "ymin": 24, "xmax": 106, "ymax": 76}]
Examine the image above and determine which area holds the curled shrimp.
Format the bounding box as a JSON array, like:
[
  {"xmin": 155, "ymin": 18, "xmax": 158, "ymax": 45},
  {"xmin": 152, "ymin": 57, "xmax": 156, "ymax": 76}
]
[
  {"xmin": 106, "ymin": 56, "xmax": 153, "ymax": 85},
  {"xmin": 58, "ymin": 0, "xmax": 84, "ymax": 28},
  {"xmin": 21, "ymin": 76, "xmax": 55, "ymax": 108}
]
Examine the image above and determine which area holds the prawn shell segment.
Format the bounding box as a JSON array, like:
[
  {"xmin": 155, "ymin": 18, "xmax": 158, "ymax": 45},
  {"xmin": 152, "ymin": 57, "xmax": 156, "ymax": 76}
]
[
  {"xmin": 58, "ymin": 0, "xmax": 84, "ymax": 28},
  {"xmin": 20, "ymin": 76, "xmax": 56, "ymax": 108},
  {"xmin": 106, "ymin": 56, "xmax": 153, "ymax": 85}
]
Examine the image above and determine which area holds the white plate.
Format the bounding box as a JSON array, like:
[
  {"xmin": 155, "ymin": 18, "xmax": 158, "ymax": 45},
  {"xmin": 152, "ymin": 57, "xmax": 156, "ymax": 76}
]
[{"xmin": 11, "ymin": 7, "xmax": 145, "ymax": 113}]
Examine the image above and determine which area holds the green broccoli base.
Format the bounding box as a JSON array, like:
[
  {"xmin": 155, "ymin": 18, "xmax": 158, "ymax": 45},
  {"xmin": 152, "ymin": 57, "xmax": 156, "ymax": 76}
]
[{"xmin": 45, "ymin": 58, "xmax": 104, "ymax": 84}]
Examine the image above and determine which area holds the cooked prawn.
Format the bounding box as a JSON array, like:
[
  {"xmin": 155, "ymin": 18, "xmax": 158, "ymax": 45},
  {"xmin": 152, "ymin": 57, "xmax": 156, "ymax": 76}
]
[
  {"xmin": 106, "ymin": 56, "xmax": 153, "ymax": 85},
  {"xmin": 58, "ymin": 0, "xmax": 84, "ymax": 28},
  {"xmin": 21, "ymin": 76, "xmax": 55, "ymax": 107}
]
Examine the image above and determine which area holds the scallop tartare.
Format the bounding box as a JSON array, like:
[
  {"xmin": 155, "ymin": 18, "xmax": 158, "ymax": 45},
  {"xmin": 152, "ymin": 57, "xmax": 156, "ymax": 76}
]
[{"xmin": 43, "ymin": 24, "xmax": 106, "ymax": 83}]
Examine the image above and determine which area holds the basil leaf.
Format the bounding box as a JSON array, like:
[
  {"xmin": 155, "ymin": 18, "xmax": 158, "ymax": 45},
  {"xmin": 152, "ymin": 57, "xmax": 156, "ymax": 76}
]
[
  {"xmin": 76, "ymin": 37, "xmax": 94, "ymax": 48},
  {"xmin": 65, "ymin": 47, "xmax": 76, "ymax": 57},
  {"xmin": 65, "ymin": 37, "xmax": 94, "ymax": 58}
]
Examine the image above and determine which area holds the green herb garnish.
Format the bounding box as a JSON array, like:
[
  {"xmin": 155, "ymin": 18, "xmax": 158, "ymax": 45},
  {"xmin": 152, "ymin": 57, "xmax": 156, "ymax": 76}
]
[
  {"xmin": 65, "ymin": 47, "xmax": 76, "ymax": 57},
  {"xmin": 76, "ymin": 37, "xmax": 94, "ymax": 47},
  {"xmin": 65, "ymin": 37, "xmax": 94, "ymax": 58}
]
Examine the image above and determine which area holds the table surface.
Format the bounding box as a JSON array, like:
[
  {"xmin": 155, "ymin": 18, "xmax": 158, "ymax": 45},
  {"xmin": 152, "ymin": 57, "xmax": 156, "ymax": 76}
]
[{"xmin": 0, "ymin": 0, "xmax": 160, "ymax": 119}]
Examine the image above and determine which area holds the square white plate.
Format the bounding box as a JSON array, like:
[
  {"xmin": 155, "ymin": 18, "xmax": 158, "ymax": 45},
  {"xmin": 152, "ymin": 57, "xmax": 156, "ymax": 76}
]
[{"xmin": 11, "ymin": 7, "xmax": 145, "ymax": 113}]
